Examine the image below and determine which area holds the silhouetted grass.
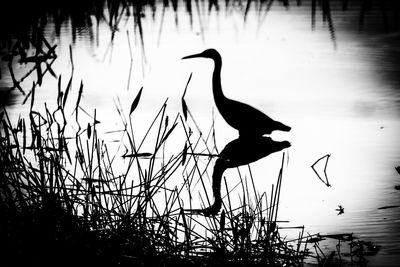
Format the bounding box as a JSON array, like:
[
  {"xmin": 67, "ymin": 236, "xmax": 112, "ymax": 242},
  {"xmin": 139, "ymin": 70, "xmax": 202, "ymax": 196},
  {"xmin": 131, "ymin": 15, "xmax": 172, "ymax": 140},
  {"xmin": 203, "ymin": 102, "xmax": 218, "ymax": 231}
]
[
  {"xmin": 0, "ymin": 70, "xmax": 303, "ymax": 265},
  {"xmin": 0, "ymin": 58, "xmax": 380, "ymax": 266},
  {"xmin": 1, "ymin": 0, "xmax": 399, "ymax": 47}
]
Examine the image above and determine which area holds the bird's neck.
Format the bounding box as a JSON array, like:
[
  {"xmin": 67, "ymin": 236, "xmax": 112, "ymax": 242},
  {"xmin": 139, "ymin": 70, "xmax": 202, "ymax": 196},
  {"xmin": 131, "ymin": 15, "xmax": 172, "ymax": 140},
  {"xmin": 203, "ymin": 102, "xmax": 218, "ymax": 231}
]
[{"xmin": 212, "ymin": 57, "xmax": 226, "ymax": 105}]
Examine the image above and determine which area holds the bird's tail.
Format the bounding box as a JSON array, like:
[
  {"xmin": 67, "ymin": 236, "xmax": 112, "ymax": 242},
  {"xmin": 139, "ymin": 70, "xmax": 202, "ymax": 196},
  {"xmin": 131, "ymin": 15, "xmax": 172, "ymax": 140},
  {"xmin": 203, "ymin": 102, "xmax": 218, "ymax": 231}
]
[{"xmin": 275, "ymin": 121, "xmax": 291, "ymax": 132}]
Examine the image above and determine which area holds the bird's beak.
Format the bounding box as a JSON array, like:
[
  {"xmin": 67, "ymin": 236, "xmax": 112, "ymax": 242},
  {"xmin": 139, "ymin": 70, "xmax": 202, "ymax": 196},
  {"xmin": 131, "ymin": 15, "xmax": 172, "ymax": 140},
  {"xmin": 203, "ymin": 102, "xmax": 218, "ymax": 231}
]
[{"xmin": 182, "ymin": 52, "xmax": 203, "ymax": 60}]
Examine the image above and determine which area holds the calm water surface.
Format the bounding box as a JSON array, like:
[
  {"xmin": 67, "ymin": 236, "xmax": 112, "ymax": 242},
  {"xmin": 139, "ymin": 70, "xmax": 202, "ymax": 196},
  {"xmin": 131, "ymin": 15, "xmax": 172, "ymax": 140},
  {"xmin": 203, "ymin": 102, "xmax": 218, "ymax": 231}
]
[{"xmin": 2, "ymin": 1, "xmax": 400, "ymax": 265}]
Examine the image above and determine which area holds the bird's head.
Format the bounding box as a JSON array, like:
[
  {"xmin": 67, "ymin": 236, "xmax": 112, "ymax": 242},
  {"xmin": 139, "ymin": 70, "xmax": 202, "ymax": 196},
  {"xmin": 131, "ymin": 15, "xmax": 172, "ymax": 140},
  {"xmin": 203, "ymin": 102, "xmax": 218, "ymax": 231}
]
[{"xmin": 182, "ymin": 48, "xmax": 221, "ymax": 61}]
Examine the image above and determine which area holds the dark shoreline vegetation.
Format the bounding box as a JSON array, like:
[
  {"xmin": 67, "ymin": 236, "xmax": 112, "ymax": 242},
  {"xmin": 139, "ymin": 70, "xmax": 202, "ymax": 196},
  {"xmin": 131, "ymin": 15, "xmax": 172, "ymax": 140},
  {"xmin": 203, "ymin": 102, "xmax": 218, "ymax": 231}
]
[
  {"xmin": 1, "ymin": 0, "xmax": 399, "ymax": 46},
  {"xmin": 1, "ymin": 0, "xmax": 400, "ymax": 106},
  {"xmin": 1, "ymin": 39, "xmax": 382, "ymax": 267}
]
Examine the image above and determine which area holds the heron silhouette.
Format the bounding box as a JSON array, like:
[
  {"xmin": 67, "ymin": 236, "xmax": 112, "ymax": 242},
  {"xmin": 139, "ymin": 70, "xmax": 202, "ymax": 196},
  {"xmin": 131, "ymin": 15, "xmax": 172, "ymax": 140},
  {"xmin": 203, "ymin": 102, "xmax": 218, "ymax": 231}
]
[{"xmin": 182, "ymin": 48, "xmax": 291, "ymax": 137}]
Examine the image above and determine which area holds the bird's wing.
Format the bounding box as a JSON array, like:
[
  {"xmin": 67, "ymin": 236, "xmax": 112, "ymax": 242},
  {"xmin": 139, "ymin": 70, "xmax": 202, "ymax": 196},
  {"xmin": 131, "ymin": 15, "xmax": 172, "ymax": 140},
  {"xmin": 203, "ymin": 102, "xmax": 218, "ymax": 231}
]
[{"xmin": 224, "ymin": 99, "xmax": 274, "ymax": 130}]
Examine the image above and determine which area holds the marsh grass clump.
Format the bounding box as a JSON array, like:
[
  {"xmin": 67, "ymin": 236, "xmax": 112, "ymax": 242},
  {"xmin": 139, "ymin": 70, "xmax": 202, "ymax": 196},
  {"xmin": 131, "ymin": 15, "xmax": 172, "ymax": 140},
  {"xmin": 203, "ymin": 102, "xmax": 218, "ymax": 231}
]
[{"xmin": 0, "ymin": 67, "xmax": 308, "ymax": 266}]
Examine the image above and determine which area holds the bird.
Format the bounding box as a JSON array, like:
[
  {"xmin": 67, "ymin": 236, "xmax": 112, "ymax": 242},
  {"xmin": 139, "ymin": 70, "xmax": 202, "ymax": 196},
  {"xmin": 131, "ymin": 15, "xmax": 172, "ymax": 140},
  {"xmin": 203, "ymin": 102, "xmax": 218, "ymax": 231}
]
[
  {"xmin": 187, "ymin": 136, "xmax": 291, "ymax": 216},
  {"xmin": 182, "ymin": 48, "xmax": 291, "ymax": 137}
]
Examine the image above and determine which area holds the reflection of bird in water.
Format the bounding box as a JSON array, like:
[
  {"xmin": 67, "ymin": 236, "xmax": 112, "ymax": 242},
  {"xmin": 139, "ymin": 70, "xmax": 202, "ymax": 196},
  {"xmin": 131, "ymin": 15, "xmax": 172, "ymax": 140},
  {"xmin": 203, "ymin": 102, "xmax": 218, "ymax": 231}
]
[
  {"xmin": 182, "ymin": 48, "xmax": 291, "ymax": 137},
  {"xmin": 193, "ymin": 136, "xmax": 290, "ymax": 216}
]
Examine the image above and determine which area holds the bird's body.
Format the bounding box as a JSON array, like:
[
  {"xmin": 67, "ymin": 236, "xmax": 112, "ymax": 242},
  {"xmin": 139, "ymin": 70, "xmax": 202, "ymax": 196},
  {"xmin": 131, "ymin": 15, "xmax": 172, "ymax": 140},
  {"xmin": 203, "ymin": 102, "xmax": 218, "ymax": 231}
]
[
  {"xmin": 217, "ymin": 98, "xmax": 290, "ymax": 137},
  {"xmin": 182, "ymin": 49, "xmax": 290, "ymax": 137}
]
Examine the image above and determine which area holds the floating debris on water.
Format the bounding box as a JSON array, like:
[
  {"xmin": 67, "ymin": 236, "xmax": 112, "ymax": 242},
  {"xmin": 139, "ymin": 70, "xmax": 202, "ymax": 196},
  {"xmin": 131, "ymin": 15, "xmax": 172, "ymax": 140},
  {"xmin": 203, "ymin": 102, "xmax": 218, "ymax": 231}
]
[
  {"xmin": 336, "ymin": 205, "xmax": 344, "ymax": 215},
  {"xmin": 350, "ymin": 240, "xmax": 382, "ymax": 257},
  {"xmin": 320, "ymin": 233, "xmax": 354, "ymax": 241},
  {"xmin": 306, "ymin": 234, "xmax": 326, "ymax": 243},
  {"xmin": 378, "ymin": 205, "xmax": 400, "ymax": 210},
  {"xmin": 311, "ymin": 154, "xmax": 331, "ymax": 187}
]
